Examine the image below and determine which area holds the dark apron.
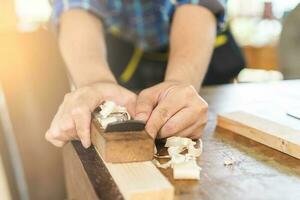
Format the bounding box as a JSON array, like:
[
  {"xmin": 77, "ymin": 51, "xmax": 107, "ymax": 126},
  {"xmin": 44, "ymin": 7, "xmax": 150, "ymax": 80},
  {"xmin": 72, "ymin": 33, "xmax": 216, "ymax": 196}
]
[{"xmin": 105, "ymin": 28, "xmax": 245, "ymax": 91}]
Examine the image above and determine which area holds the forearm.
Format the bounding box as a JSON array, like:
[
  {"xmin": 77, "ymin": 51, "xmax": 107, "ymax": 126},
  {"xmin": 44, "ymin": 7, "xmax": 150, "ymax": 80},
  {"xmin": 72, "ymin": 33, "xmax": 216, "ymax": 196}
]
[
  {"xmin": 59, "ymin": 9, "xmax": 116, "ymax": 88},
  {"xmin": 165, "ymin": 5, "xmax": 216, "ymax": 91}
]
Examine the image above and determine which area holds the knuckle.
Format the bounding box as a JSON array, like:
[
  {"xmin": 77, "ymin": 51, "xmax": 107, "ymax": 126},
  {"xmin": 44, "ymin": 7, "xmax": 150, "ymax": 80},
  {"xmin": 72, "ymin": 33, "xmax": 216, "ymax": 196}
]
[
  {"xmin": 158, "ymin": 107, "xmax": 169, "ymax": 121},
  {"xmin": 60, "ymin": 122, "xmax": 74, "ymax": 132},
  {"xmin": 71, "ymin": 105, "xmax": 90, "ymax": 115}
]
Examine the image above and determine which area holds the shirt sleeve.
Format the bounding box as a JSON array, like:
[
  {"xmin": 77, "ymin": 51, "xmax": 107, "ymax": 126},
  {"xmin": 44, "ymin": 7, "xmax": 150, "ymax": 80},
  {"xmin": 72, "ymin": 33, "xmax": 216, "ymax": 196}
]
[
  {"xmin": 51, "ymin": 0, "xmax": 104, "ymax": 30},
  {"xmin": 176, "ymin": 0, "xmax": 225, "ymax": 26}
]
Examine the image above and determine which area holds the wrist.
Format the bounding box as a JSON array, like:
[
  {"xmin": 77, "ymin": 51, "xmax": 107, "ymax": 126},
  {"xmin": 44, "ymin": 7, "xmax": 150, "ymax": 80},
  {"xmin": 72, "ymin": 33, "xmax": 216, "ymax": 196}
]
[
  {"xmin": 73, "ymin": 63, "xmax": 117, "ymax": 88},
  {"xmin": 164, "ymin": 64, "xmax": 201, "ymax": 90}
]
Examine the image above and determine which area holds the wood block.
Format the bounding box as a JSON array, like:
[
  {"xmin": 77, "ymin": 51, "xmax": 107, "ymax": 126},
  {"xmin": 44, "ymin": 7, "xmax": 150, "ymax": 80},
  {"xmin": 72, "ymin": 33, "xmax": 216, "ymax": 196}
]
[
  {"xmin": 91, "ymin": 118, "xmax": 154, "ymax": 163},
  {"xmin": 217, "ymin": 111, "xmax": 300, "ymax": 160}
]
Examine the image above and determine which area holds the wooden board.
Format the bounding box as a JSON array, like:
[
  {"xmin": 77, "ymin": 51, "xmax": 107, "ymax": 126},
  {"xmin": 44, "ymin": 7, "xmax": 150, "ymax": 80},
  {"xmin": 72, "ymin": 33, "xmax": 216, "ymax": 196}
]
[
  {"xmin": 91, "ymin": 118, "xmax": 154, "ymax": 163},
  {"xmin": 217, "ymin": 111, "xmax": 300, "ymax": 159},
  {"xmin": 104, "ymin": 158, "xmax": 174, "ymax": 200}
]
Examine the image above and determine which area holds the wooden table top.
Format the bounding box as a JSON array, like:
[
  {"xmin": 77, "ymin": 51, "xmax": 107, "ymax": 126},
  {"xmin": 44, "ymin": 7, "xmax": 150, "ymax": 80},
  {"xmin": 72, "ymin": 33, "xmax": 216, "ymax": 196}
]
[{"xmin": 65, "ymin": 80, "xmax": 300, "ymax": 200}]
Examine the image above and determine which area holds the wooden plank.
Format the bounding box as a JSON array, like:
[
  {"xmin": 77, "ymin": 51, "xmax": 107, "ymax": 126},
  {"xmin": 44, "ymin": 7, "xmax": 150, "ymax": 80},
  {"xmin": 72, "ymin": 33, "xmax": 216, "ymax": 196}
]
[
  {"xmin": 94, "ymin": 148, "xmax": 174, "ymax": 200},
  {"xmin": 217, "ymin": 111, "xmax": 300, "ymax": 159},
  {"xmin": 91, "ymin": 118, "xmax": 154, "ymax": 163}
]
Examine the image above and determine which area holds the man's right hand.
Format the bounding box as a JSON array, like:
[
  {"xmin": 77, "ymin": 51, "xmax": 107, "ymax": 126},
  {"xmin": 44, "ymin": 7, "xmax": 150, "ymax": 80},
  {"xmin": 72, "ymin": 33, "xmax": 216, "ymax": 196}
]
[{"xmin": 45, "ymin": 81, "xmax": 137, "ymax": 148}]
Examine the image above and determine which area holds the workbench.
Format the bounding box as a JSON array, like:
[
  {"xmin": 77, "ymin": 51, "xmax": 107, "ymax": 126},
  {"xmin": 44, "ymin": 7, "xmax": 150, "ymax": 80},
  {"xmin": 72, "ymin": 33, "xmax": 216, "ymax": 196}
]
[{"xmin": 63, "ymin": 80, "xmax": 300, "ymax": 200}]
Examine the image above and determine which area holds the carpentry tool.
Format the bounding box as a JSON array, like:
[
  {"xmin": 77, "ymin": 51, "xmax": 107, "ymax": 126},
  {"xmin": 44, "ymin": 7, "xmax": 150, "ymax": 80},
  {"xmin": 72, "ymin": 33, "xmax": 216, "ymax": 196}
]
[
  {"xmin": 105, "ymin": 120, "xmax": 146, "ymax": 132},
  {"xmin": 91, "ymin": 107, "xmax": 154, "ymax": 163},
  {"xmin": 287, "ymin": 110, "xmax": 300, "ymax": 120}
]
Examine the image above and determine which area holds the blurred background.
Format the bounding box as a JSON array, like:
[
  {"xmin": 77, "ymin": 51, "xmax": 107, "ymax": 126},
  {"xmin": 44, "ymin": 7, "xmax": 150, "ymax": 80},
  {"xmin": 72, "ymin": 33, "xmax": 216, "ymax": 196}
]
[{"xmin": 0, "ymin": 0, "xmax": 299, "ymax": 199}]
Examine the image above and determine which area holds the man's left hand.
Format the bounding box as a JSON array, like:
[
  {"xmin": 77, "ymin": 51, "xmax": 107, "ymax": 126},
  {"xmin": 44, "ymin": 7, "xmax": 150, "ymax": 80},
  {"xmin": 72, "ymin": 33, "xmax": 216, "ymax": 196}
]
[{"xmin": 135, "ymin": 81, "xmax": 208, "ymax": 139}]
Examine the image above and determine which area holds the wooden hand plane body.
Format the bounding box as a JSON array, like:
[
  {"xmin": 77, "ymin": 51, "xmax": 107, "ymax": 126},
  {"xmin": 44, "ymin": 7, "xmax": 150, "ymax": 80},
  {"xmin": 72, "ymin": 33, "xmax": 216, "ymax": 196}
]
[{"xmin": 91, "ymin": 118, "xmax": 154, "ymax": 163}]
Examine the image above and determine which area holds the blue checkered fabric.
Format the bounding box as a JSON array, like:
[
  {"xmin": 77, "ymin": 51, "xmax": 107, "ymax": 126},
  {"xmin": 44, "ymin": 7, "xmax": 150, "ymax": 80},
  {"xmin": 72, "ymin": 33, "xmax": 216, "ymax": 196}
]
[{"xmin": 52, "ymin": 0, "xmax": 225, "ymax": 50}]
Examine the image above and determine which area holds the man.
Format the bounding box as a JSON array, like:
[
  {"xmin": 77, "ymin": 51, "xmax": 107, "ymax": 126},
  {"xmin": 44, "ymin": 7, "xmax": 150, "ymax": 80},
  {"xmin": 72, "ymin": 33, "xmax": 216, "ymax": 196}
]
[{"xmin": 46, "ymin": 0, "xmax": 225, "ymax": 148}]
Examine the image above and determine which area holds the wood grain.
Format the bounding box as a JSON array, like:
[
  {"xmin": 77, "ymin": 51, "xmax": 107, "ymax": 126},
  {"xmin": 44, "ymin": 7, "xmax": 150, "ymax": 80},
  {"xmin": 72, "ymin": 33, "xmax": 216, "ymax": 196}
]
[
  {"xmin": 91, "ymin": 118, "xmax": 154, "ymax": 163},
  {"xmin": 218, "ymin": 111, "xmax": 300, "ymax": 159},
  {"xmin": 105, "ymin": 160, "xmax": 174, "ymax": 200}
]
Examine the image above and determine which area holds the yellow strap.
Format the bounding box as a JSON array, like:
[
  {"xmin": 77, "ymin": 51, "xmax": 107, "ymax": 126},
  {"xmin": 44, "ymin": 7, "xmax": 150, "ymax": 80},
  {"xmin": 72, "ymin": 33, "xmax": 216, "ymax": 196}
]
[
  {"xmin": 120, "ymin": 48, "xmax": 143, "ymax": 83},
  {"xmin": 214, "ymin": 34, "xmax": 228, "ymax": 48},
  {"xmin": 143, "ymin": 51, "xmax": 169, "ymax": 61}
]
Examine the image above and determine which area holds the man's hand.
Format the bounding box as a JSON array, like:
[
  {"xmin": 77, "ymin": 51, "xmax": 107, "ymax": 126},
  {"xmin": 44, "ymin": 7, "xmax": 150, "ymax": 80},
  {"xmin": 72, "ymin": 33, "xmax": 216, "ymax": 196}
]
[
  {"xmin": 135, "ymin": 81, "xmax": 208, "ymax": 139},
  {"xmin": 45, "ymin": 82, "xmax": 136, "ymax": 148}
]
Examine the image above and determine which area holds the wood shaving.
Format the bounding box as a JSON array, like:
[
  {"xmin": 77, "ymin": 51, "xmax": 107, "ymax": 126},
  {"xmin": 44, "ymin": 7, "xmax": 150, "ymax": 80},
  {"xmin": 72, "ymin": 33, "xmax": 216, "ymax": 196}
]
[
  {"xmin": 173, "ymin": 160, "xmax": 201, "ymax": 180},
  {"xmin": 153, "ymin": 136, "xmax": 203, "ymax": 180},
  {"xmin": 96, "ymin": 101, "xmax": 130, "ymax": 129},
  {"xmin": 223, "ymin": 157, "xmax": 235, "ymax": 166}
]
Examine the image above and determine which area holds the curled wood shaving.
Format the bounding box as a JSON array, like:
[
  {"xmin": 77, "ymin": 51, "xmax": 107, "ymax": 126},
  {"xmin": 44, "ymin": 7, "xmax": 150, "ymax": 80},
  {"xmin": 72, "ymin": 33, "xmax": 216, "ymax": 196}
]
[
  {"xmin": 96, "ymin": 101, "xmax": 130, "ymax": 129},
  {"xmin": 153, "ymin": 136, "xmax": 203, "ymax": 180},
  {"xmin": 100, "ymin": 101, "xmax": 116, "ymax": 118},
  {"xmin": 173, "ymin": 160, "xmax": 201, "ymax": 180}
]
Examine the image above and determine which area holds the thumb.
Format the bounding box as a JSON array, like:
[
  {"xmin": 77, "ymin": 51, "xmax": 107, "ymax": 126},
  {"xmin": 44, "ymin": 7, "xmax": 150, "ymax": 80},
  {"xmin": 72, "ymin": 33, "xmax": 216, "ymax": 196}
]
[{"xmin": 135, "ymin": 89, "xmax": 158, "ymax": 122}]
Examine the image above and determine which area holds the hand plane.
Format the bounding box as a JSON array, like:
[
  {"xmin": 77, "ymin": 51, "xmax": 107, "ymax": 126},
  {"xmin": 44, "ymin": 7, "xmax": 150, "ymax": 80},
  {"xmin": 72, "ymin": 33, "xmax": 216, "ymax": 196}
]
[{"xmin": 91, "ymin": 105, "xmax": 154, "ymax": 163}]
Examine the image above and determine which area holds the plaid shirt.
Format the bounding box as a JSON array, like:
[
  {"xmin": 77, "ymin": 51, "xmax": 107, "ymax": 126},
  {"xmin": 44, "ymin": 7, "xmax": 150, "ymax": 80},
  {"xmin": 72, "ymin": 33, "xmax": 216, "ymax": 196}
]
[{"xmin": 52, "ymin": 0, "xmax": 225, "ymax": 50}]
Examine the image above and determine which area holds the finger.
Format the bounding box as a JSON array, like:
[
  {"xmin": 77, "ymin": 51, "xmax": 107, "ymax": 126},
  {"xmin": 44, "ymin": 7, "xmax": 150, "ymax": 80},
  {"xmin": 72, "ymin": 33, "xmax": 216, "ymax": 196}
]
[
  {"xmin": 47, "ymin": 114, "xmax": 77, "ymax": 142},
  {"xmin": 59, "ymin": 115, "xmax": 78, "ymax": 140},
  {"xmin": 180, "ymin": 123, "xmax": 206, "ymax": 139},
  {"xmin": 45, "ymin": 131, "xmax": 67, "ymax": 147},
  {"xmin": 146, "ymin": 94, "xmax": 187, "ymax": 138},
  {"xmin": 124, "ymin": 93, "xmax": 137, "ymax": 118},
  {"xmin": 177, "ymin": 107, "xmax": 208, "ymax": 139},
  {"xmin": 173, "ymin": 118, "xmax": 207, "ymax": 139},
  {"xmin": 72, "ymin": 106, "xmax": 92, "ymax": 148},
  {"xmin": 135, "ymin": 89, "xmax": 159, "ymax": 122},
  {"xmin": 159, "ymin": 108, "xmax": 198, "ymax": 138}
]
